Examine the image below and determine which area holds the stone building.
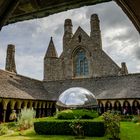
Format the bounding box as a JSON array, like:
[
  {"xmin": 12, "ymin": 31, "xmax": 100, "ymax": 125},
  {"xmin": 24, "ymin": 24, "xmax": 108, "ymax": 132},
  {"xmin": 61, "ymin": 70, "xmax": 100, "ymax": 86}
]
[{"xmin": 0, "ymin": 14, "xmax": 139, "ymax": 122}]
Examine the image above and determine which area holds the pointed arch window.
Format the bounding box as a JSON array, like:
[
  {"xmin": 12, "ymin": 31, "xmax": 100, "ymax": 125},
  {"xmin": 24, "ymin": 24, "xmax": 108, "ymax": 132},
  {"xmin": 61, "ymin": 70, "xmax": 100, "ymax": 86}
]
[{"xmin": 74, "ymin": 49, "xmax": 88, "ymax": 77}]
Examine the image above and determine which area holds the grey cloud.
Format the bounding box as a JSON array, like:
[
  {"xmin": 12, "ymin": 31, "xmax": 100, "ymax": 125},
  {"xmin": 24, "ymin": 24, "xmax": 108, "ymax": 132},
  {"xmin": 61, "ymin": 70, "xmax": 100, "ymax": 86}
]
[
  {"xmin": 54, "ymin": 24, "xmax": 63, "ymax": 35},
  {"xmin": 134, "ymin": 46, "xmax": 140, "ymax": 60}
]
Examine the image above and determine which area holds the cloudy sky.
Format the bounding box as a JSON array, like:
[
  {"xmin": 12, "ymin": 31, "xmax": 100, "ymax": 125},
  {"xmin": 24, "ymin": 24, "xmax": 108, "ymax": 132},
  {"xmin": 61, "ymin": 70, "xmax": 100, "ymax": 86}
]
[{"xmin": 0, "ymin": 1, "xmax": 139, "ymax": 80}]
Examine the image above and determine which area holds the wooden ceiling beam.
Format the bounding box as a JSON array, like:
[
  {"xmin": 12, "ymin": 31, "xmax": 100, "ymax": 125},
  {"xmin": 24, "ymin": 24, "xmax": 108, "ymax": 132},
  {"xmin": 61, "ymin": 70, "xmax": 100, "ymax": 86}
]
[{"xmin": 0, "ymin": 0, "xmax": 21, "ymax": 30}]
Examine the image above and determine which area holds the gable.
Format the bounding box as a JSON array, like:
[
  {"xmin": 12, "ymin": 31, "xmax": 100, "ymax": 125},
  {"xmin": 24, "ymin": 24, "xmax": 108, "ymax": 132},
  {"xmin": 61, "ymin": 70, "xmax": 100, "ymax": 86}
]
[{"xmin": 69, "ymin": 26, "xmax": 91, "ymax": 45}]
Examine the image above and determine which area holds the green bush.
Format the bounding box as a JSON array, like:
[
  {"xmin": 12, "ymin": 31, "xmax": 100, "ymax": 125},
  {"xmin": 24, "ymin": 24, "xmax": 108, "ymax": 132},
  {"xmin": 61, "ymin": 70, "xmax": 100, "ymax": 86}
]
[
  {"xmin": 56, "ymin": 109, "xmax": 98, "ymax": 120},
  {"xmin": 121, "ymin": 115, "xmax": 134, "ymax": 121},
  {"xmin": 132, "ymin": 116, "xmax": 140, "ymax": 123},
  {"xmin": 6, "ymin": 122, "xmax": 17, "ymax": 130},
  {"xmin": 0, "ymin": 124, "xmax": 8, "ymax": 135},
  {"xmin": 102, "ymin": 111, "xmax": 121, "ymax": 140},
  {"xmin": 34, "ymin": 118, "xmax": 105, "ymax": 136},
  {"xmin": 18, "ymin": 108, "xmax": 36, "ymax": 130}
]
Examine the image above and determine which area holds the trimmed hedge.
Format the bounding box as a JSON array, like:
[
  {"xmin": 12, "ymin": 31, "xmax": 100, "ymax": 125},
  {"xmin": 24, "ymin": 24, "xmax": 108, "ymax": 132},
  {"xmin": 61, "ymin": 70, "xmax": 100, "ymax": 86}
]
[
  {"xmin": 34, "ymin": 119, "xmax": 105, "ymax": 137},
  {"xmin": 56, "ymin": 109, "xmax": 99, "ymax": 119}
]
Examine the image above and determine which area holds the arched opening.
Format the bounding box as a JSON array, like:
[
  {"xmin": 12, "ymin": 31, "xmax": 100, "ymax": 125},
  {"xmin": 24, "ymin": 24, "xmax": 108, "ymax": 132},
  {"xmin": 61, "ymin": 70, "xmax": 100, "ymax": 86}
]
[
  {"xmin": 123, "ymin": 101, "xmax": 131, "ymax": 115},
  {"xmin": 105, "ymin": 101, "xmax": 112, "ymax": 112},
  {"xmin": 51, "ymin": 103, "xmax": 56, "ymax": 116},
  {"xmin": 0, "ymin": 101, "xmax": 3, "ymax": 122},
  {"xmin": 27, "ymin": 101, "xmax": 30, "ymax": 108},
  {"xmin": 99, "ymin": 102, "xmax": 104, "ymax": 114},
  {"xmin": 6, "ymin": 101, "xmax": 12, "ymax": 122},
  {"xmin": 14, "ymin": 101, "xmax": 19, "ymax": 118},
  {"xmin": 36, "ymin": 102, "xmax": 40, "ymax": 118},
  {"xmin": 114, "ymin": 101, "xmax": 122, "ymax": 114},
  {"xmin": 132, "ymin": 100, "xmax": 140, "ymax": 115},
  {"xmin": 73, "ymin": 48, "xmax": 88, "ymax": 77},
  {"xmin": 32, "ymin": 102, "xmax": 35, "ymax": 109},
  {"xmin": 21, "ymin": 101, "xmax": 26, "ymax": 109}
]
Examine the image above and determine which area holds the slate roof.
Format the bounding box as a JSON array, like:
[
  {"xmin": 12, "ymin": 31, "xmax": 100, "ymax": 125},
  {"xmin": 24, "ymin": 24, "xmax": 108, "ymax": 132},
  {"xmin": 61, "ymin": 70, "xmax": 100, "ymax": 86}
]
[
  {"xmin": 0, "ymin": 69, "xmax": 47, "ymax": 100},
  {"xmin": 43, "ymin": 73, "xmax": 140, "ymax": 101},
  {"xmin": 0, "ymin": 69, "xmax": 140, "ymax": 101}
]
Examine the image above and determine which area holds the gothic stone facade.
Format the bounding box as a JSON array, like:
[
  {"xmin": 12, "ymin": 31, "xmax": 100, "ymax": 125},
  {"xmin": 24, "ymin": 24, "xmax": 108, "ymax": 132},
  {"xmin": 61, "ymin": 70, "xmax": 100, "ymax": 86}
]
[
  {"xmin": 0, "ymin": 14, "xmax": 139, "ymax": 122},
  {"xmin": 44, "ymin": 14, "xmax": 128, "ymax": 82}
]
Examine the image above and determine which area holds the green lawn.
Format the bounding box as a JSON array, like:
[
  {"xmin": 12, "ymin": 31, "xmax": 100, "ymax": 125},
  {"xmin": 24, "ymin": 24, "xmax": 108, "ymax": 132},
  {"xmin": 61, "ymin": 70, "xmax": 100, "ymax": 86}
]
[{"xmin": 0, "ymin": 122, "xmax": 140, "ymax": 140}]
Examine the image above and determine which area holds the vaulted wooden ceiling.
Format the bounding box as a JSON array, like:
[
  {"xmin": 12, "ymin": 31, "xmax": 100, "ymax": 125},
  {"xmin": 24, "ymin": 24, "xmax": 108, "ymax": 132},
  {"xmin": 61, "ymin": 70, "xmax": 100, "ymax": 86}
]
[{"xmin": 0, "ymin": 0, "xmax": 140, "ymax": 33}]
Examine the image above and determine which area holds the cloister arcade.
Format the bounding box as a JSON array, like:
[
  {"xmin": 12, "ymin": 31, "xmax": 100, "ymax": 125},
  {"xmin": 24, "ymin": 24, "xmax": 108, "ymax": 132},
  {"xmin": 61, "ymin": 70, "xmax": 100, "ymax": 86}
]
[
  {"xmin": 98, "ymin": 99, "xmax": 140, "ymax": 115},
  {"xmin": 0, "ymin": 99, "xmax": 56, "ymax": 122},
  {"xmin": 0, "ymin": 98, "xmax": 140, "ymax": 122}
]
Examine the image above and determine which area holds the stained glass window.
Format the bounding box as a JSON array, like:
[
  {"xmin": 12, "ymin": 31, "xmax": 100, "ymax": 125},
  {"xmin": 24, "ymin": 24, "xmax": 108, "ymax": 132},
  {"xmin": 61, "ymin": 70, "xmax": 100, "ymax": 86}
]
[{"xmin": 74, "ymin": 49, "xmax": 88, "ymax": 76}]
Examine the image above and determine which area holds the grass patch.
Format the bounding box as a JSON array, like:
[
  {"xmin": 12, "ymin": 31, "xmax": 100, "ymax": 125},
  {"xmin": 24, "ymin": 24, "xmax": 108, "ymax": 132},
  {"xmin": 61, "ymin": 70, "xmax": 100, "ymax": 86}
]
[{"xmin": 0, "ymin": 121, "xmax": 140, "ymax": 140}]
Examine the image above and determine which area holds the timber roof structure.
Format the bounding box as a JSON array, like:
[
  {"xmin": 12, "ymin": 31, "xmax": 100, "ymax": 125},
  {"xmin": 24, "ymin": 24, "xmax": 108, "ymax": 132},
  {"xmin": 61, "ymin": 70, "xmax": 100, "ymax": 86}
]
[{"xmin": 0, "ymin": 0, "xmax": 140, "ymax": 33}]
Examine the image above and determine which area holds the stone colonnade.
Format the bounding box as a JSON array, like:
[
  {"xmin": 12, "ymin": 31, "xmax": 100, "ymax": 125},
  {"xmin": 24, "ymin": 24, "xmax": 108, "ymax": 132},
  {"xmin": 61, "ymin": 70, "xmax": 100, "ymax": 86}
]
[
  {"xmin": 0, "ymin": 98, "xmax": 56, "ymax": 122},
  {"xmin": 98, "ymin": 99, "xmax": 140, "ymax": 115},
  {"xmin": 0, "ymin": 98, "xmax": 139, "ymax": 122}
]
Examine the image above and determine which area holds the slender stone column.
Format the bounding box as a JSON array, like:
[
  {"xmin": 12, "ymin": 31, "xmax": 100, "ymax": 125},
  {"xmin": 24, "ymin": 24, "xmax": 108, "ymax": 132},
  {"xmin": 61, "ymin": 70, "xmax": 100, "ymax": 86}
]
[{"xmin": 3, "ymin": 110, "xmax": 6, "ymax": 122}]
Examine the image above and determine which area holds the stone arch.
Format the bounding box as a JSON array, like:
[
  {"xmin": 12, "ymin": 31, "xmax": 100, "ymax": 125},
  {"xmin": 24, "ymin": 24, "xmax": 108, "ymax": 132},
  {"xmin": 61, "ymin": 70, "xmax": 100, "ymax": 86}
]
[
  {"xmin": 98, "ymin": 101, "xmax": 104, "ymax": 114},
  {"xmin": 27, "ymin": 101, "xmax": 31, "ymax": 108},
  {"xmin": 14, "ymin": 101, "xmax": 20, "ymax": 117},
  {"xmin": 21, "ymin": 100, "xmax": 27, "ymax": 109},
  {"xmin": 32, "ymin": 101, "xmax": 36, "ymax": 109},
  {"xmin": 114, "ymin": 101, "xmax": 122, "ymax": 113},
  {"xmin": 132, "ymin": 100, "xmax": 140, "ymax": 115},
  {"xmin": 123, "ymin": 100, "xmax": 131, "ymax": 115},
  {"xmin": 45, "ymin": 102, "xmax": 52, "ymax": 117},
  {"xmin": 105, "ymin": 101, "xmax": 112, "ymax": 112},
  {"xmin": 36, "ymin": 102, "xmax": 41, "ymax": 118},
  {"xmin": 72, "ymin": 47, "xmax": 89, "ymax": 77},
  {"xmin": 51, "ymin": 102, "xmax": 56, "ymax": 116},
  {"xmin": 6, "ymin": 100, "xmax": 12, "ymax": 122}
]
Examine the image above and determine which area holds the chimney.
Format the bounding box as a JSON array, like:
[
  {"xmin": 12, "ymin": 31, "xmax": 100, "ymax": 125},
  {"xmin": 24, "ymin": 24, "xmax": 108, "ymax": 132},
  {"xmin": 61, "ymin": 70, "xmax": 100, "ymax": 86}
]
[
  {"xmin": 63, "ymin": 19, "xmax": 73, "ymax": 52},
  {"xmin": 120, "ymin": 62, "xmax": 128, "ymax": 75},
  {"xmin": 90, "ymin": 14, "xmax": 102, "ymax": 49},
  {"xmin": 5, "ymin": 44, "xmax": 17, "ymax": 73}
]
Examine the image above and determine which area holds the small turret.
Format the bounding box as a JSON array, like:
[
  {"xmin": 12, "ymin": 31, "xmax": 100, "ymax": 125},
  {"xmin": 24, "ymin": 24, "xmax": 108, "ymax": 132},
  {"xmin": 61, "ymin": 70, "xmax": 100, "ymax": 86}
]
[
  {"xmin": 63, "ymin": 19, "xmax": 73, "ymax": 51},
  {"xmin": 5, "ymin": 44, "xmax": 17, "ymax": 73},
  {"xmin": 44, "ymin": 37, "xmax": 58, "ymax": 59},
  {"xmin": 90, "ymin": 14, "xmax": 102, "ymax": 49}
]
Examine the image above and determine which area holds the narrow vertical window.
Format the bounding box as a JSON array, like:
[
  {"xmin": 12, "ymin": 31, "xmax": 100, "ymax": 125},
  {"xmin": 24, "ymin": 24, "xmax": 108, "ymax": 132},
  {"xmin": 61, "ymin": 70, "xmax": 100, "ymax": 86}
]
[{"xmin": 74, "ymin": 49, "xmax": 88, "ymax": 77}]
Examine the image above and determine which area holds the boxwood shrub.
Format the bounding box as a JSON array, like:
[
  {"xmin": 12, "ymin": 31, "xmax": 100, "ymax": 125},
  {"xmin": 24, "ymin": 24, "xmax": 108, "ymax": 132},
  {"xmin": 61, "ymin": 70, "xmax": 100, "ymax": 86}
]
[
  {"xmin": 34, "ymin": 119, "xmax": 105, "ymax": 137},
  {"xmin": 56, "ymin": 109, "xmax": 98, "ymax": 119}
]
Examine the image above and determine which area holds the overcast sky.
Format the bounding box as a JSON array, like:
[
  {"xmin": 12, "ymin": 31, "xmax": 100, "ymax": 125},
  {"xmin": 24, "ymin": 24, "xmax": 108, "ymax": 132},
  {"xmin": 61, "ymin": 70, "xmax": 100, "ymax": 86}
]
[{"xmin": 0, "ymin": 1, "xmax": 139, "ymax": 80}]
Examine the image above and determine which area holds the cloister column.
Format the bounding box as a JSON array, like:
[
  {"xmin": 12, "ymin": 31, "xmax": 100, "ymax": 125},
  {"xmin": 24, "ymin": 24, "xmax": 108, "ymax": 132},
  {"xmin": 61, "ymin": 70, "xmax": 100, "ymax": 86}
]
[
  {"xmin": 0, "ymin": 99, "xmax": 3, "ymax": 122},
  {"xmin": 34, "ymin": 101, "xmax": 38, "ymax": 117},
  {"xmin": 37, "ymin": 102, "xmax": 42, "ymax": 118},
  {"xmin": 46, "ymin": 102, "xmax": 52, "ymax": 116},
  {"xmin": 42, "ymin": 102, "xmax": 46, "ymax": 117},
  {"xmin": 29, "ymin": 101, "xmax": 33, "ymax": 109},
  {"xmin": 101, "ymin": 100, "xmax": 106, "ymax": 113},
  {"xmin": 128, "ymin": 100, "xmax": 133, "ymax": 115},
  {"xmin": 16, "ymin": 100, "xmax": 22, "ymax": 115},
  {"xmin": 3, "ymin": 99, "xmax": 9, "ymax": 122},
  {"xmin": 11, "ymin": 100, "xmax": 16, "ymax": 110},
  {"xmin": 119, "ymin": 100, "xmax": 124, "ymax": 114},
  {"xmin": 110, "ymin": 100, "xmax": 115, "ymax": 111}
]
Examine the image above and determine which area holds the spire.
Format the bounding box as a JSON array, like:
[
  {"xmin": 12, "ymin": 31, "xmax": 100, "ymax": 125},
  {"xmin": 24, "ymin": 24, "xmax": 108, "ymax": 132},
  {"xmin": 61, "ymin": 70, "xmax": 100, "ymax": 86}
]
[
  {"xmin": 5, "ymin": 44, "xmax": 17, "ymax": 73},
  {"xmin": 44, "ymin": 37, "xmax": 58, "ymax": 59}
]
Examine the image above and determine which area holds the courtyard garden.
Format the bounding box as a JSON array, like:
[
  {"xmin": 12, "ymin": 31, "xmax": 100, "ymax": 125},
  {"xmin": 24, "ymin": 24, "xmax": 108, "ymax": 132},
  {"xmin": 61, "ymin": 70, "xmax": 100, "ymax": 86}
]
[
  {"xmin": 0, "ymin": 122, "xmax": 140, "ymax": 140},
  {"xmin": 0, "ymin": 108, "xmax": 140, "ymax": 140}
]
